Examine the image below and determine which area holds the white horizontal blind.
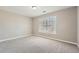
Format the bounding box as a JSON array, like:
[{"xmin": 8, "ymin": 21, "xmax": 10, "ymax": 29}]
[{"xmin": 39, "ymin": 16, "xmax": 56, "ymax": 34}]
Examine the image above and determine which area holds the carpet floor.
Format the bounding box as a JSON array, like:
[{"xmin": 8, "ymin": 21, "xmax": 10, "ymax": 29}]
[{"xmin": 0, "ymin": 36, "xmax": 79, "ymax": 53}]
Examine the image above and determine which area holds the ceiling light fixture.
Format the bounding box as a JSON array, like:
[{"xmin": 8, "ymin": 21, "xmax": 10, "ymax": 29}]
[
  {"xmin": 43, "ymin": 11, "xmax": 46, "ymax": 13},
  {"xmin": 32, "ymin": 6, "xmax": 37, "ymax": 9}
]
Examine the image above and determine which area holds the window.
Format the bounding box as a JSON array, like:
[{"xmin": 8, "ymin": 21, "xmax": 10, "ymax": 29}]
[{"xmin": 39, "ymin": 16, "xmax": 56, "ymax": 34}]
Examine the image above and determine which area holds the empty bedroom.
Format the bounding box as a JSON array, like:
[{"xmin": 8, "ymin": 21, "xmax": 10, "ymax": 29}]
[{"xmin": 0, "ymin": 6, "xmax": 79, "ymax": 53}]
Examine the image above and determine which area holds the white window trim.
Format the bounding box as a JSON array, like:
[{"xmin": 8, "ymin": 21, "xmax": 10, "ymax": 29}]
[{"xmin": 39, "ymin": 16, "xmax": 56, "ymax": 34}]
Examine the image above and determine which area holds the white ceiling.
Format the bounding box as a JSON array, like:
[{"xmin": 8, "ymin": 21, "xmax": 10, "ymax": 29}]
[{"xmin": 0, "ymin": 6, "xmax": 72, "ymax": 17}]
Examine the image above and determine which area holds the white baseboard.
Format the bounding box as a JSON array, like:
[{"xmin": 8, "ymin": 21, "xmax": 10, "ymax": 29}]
[
  {"xmin": 77, "ymin": 43, "xmax": 79, "ymax": 48},
  {"xmin": 0, "ymin": 34, "xmax": 78, "ymax": 47},
  {"xmin": 33, "ymin": 34, "xmax": 77, "ymax": 45},
  {"xmin": 0, "ymin": 34, "xmax": 32, "ymax": 43},
  {"xmin": 77, "ymin": 45, "xmax": 79, "ymax": 48}
]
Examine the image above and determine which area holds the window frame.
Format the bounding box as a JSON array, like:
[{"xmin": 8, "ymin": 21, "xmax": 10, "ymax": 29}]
[{"xmin": 38, "ymin": 16, "xmax": 56, "ymax": 34}]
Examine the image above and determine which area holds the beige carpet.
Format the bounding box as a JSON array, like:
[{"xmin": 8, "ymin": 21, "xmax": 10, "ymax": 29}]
[{"xmin": 0, "ymin": 36, "xmax": 79, "ymax": 53}]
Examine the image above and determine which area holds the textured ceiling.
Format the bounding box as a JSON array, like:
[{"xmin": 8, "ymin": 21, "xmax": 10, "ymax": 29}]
[{"xmin": 0, "ymin": 6, "xmax": 72, "ymax": 17}]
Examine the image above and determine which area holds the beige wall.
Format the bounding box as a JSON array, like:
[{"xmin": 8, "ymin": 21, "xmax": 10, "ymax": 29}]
[
  {"xmin": 0, "ymin": 10, "xmax": 32, "ymax": 40},
  {"xmin": 33, "ymin": 7, "xmax": 77, "ymax": 43},
  {"xmin": 78, "ymin": 7, "xmax": 79, "ymax": 46}
]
